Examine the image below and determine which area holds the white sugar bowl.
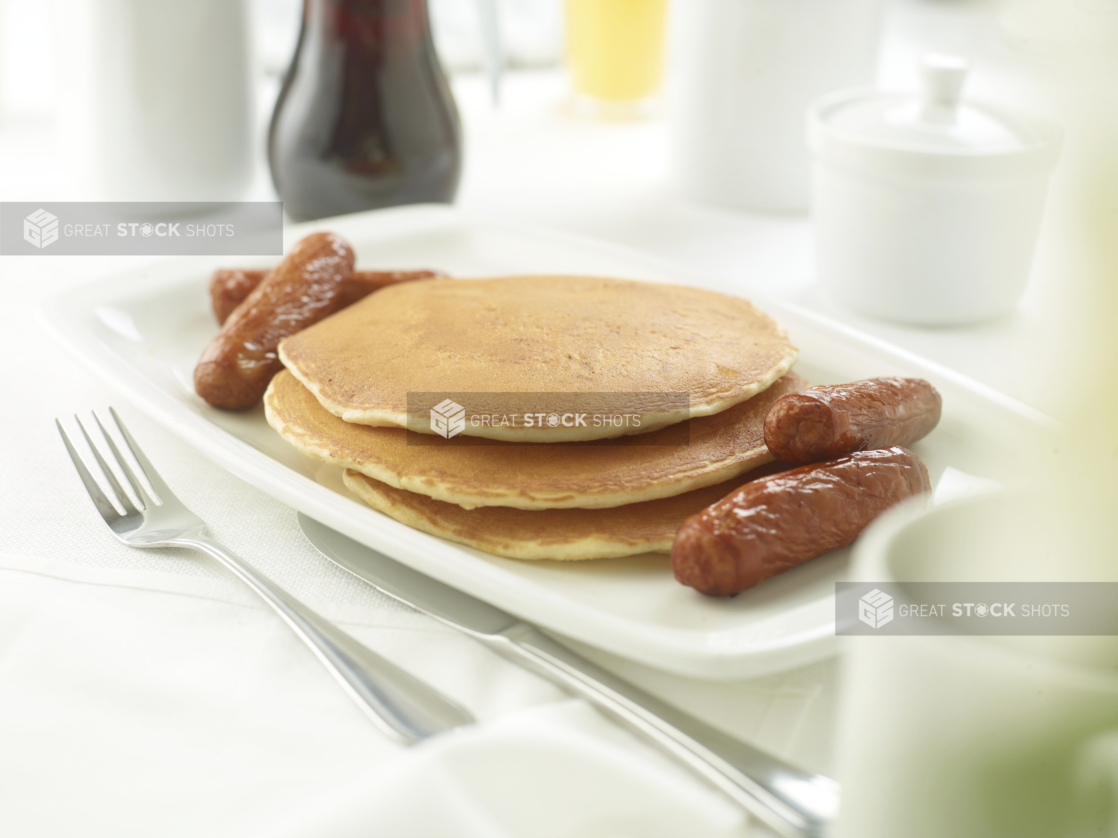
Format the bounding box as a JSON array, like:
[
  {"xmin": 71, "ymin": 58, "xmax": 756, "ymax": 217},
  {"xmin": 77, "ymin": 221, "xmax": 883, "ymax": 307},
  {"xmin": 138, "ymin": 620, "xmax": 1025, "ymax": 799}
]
[{"xmin": 807, "ymin": 54, "xmax": 1062, "ymax": 326}]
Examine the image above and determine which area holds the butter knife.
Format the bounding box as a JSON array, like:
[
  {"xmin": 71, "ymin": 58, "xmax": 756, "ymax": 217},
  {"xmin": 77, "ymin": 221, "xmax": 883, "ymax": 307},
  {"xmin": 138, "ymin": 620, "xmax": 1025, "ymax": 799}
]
[{"xmin": 298, "ymin": 513, "xmax": 838, "ymax": 838}]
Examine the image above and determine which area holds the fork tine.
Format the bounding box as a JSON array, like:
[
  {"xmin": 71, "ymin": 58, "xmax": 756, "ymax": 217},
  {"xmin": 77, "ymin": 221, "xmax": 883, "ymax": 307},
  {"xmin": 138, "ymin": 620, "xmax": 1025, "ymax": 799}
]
[
  {"xmin": 75, "ymin": 415, "xmax": 140, "ymax": 516},
  {"xmin": 108, "ymin": 407, "xmax": 176, "ymax": 507},
  {"xmin": 56, "ymin": 418, "xmax": 124, "ymax": 522},
  {"xmin": 94, "ymin": 411, "xmax": 153, "ymax": 509}
]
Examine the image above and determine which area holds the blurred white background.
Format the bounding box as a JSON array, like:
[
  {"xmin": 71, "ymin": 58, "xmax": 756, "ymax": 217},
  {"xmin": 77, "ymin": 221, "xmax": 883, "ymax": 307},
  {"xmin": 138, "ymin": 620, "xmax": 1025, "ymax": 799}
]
[{"xmin": 0, "ymin": 0, "xmax": 1115, "ymax": 416}]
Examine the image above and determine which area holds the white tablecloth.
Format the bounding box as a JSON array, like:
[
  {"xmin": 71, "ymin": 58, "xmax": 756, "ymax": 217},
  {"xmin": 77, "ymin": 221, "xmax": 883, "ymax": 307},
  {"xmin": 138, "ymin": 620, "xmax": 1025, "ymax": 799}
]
[
  {"xmin": 2, "ymin": 0, "xmax": 1113, "ymax": 834},
  {"xmin": 0, "ymin": 120, "xmax": 839, "ymax": 838}
]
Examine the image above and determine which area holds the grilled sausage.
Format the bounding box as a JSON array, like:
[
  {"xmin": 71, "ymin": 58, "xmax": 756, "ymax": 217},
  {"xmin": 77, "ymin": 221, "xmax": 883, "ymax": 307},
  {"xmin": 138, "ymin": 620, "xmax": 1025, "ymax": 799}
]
[
  {"xmin": 671, "ymin": 447, "xmax": 931, "ymax": 596},
  {"xmin": 763, "ymin": 377, "xmax": 941, "ymax": 466},
  {"xmin": 194, "ymin": 232, "xmax": 355, "ymax": 410},
  {"xmin": 208, "ymin": 269, "xmax": 263, "ymax": 325},
  {"xmin": 209, "ymin": 267, "xmax": 445, "ymax": 324}
]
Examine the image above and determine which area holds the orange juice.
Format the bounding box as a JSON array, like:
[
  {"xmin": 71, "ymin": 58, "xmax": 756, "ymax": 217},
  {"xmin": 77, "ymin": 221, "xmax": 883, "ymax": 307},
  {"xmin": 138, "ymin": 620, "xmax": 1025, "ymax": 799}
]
[{"xmin": 565, "ymin": 0, "xmax": 666, "ymax": 107}]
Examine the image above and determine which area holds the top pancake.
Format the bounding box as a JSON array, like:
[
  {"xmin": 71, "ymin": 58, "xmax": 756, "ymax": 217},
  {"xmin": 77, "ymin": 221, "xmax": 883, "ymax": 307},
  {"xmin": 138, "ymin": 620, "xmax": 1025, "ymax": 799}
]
[{"xmin": 277, "ymin": 275, "xmax": 798, "ymax": 442}]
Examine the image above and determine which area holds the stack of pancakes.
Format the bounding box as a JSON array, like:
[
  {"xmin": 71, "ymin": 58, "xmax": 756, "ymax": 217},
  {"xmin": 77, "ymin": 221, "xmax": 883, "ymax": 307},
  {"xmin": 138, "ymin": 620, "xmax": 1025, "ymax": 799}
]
[{"xmin": 265, "ymin": 276, "xmax": 802, "ymax": 561}]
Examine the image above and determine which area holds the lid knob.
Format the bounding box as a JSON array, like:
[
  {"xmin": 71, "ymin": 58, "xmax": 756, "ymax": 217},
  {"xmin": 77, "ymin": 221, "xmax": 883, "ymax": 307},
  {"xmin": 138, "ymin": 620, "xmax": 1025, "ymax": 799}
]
[{"xmin": 918, "ymin": 53, "xmax": 970, "ymax": 124}]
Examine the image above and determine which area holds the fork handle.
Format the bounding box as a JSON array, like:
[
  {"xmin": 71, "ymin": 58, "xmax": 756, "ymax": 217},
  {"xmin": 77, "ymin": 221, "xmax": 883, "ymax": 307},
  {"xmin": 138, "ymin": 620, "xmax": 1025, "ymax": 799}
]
[{"xmin": 173, "ymin": 531, "xmax": 473, "ymax": 743}]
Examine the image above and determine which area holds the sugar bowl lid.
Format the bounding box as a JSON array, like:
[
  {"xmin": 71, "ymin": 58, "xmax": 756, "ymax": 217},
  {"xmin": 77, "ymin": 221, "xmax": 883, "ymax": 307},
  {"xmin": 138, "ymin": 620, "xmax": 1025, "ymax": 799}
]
[{"xmin": 808, "ymin": 53, "xmax": 1062, "ymax": 176}]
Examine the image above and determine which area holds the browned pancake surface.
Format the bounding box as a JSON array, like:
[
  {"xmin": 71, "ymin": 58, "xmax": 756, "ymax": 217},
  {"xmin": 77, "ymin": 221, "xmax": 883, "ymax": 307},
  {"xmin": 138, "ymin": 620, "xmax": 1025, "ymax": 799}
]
[
  {"xmin": 343, "ymin": 463, "xmax": 788, "ymax": 560},
  {"xmin": 277, "ymin": 276, "xmax": 798, "ymax": 441},
  {"xmin": 265, "ymin": 370, "xmax": 806, "ymax": 509}
]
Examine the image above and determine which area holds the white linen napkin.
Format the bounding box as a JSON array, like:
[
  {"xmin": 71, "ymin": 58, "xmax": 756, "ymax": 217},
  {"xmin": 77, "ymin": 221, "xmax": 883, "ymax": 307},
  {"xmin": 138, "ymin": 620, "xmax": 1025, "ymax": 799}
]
[
  {"xmin": 0, "ymin": 551, "xmax": 831, "ymax": 838},
  {"xmin": 248, "ymin": 704, "xmax": 750, "ymax": 838}
]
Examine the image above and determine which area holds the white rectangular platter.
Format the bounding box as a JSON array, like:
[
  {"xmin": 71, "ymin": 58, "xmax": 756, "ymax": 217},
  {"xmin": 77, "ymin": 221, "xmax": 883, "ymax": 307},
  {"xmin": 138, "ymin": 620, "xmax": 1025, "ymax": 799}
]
[{"xmin": 41, "ymin": 204, "xmax": 1051, "ymax": 680}]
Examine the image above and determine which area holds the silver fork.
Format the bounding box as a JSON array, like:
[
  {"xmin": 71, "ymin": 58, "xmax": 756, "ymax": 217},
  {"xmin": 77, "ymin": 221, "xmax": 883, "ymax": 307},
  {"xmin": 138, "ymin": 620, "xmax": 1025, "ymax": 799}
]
[{"xmin": 57, "ymin": 408, "xmax": 474, "ymax": 744}]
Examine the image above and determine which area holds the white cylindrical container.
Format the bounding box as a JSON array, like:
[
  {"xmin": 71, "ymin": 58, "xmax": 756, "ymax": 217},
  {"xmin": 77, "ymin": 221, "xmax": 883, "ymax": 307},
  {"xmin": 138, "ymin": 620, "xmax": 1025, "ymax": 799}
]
[
  {"xmin": 53, "ymin": 0, "xmax": 255, "ymax": 203},
  {"xmin": 807, "ymin": 54, "xmax": 1063, "ymax": 325},
  {"xmin": 667, "ymin": 0, "xmax": 886, "ymax": 212}
]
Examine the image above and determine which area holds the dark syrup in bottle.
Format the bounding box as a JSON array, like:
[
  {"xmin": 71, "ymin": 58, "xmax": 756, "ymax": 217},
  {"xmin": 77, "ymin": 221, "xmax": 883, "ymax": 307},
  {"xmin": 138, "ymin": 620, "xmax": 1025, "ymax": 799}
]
[{"xmin": 268, "ymin": 0, "xmax": 462, "ymax": 221}]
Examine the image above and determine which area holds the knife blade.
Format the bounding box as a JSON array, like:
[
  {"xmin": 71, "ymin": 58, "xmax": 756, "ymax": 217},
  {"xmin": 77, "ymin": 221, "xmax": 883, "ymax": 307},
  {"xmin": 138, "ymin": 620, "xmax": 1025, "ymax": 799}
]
[{"xmin": 298, "ymin": 513, "xmax": 839, "ymax": 838}]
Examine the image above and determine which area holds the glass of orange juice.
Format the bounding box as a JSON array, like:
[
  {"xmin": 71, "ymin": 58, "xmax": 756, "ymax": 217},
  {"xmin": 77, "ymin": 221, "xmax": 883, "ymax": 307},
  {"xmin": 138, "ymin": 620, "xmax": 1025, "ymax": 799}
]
[{"xmin": 564, "ymin": 0, "xmax": 667, "ymax": 118}]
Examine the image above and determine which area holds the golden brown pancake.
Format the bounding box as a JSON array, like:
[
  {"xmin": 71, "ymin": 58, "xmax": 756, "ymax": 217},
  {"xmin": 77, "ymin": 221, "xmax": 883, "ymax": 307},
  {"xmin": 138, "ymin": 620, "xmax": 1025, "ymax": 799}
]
[
  {"xmin": 265, "ymin": 369, "xmax": 807, "ymax": 509},
  {"xmin": 343, "ymin": 463, "xmax": 788, "ymax": 561},
  {"xmin": 277, "ymin": 276, "xmax": 798, "ymax": 442}
]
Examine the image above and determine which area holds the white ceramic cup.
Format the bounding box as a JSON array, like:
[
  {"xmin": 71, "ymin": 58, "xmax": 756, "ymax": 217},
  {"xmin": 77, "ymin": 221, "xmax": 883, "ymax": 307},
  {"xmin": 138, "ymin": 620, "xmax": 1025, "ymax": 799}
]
[
  {"xmin": 834, "ymin": 494, "xmax": 1118, "ymax": 838},
  {"xmin": 666, "ymin": 0, "xmax": 885, "ymax": 212}
]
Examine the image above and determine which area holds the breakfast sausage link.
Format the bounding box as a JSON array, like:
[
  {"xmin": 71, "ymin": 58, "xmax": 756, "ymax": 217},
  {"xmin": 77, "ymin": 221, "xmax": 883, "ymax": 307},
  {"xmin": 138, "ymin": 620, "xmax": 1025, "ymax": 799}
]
[
  {"xmin": 671, "ymin": 447, "xmax": 930, "ymax": 596},
  {"xmin": 209, "ymin": 267, "xmax": 446, "ymax": 324},
  {"xmin": 763, "ymin": 377, "xmax": 941, "ymax": 466},
  {"xmin": 194, "ymin": 232, "xmax": 355, "ymax": 410},
  {"xmin": 209, "ymin": 269, "xmax": 266, "ymax": 325}
]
